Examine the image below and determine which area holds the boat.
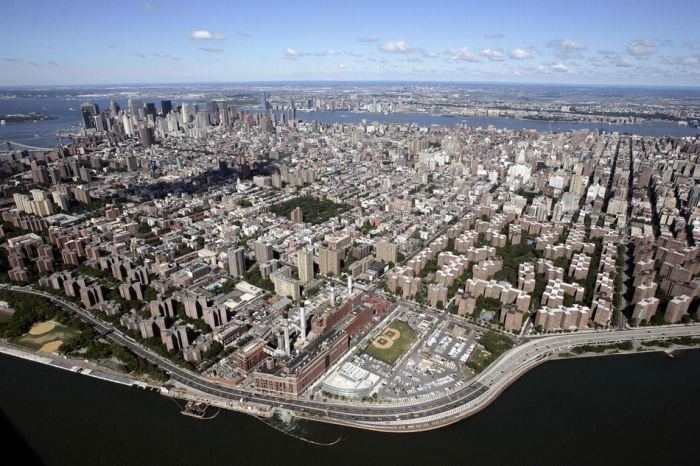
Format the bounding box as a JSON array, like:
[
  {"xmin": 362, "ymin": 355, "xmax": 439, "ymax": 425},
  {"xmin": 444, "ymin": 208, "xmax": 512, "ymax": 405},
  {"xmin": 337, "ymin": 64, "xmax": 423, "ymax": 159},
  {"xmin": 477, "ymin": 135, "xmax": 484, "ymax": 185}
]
[{"xmin": 181, "ymin": 401, "xmax": 210, "ymax": 418}]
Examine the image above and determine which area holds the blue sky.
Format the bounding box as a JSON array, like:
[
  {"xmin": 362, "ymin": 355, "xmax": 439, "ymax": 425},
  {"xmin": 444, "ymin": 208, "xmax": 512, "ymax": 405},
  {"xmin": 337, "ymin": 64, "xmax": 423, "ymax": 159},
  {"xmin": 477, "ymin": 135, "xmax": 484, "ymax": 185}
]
[{"xmin": 1, "ymin": 0, "xmax": 699, "ymax": 86}]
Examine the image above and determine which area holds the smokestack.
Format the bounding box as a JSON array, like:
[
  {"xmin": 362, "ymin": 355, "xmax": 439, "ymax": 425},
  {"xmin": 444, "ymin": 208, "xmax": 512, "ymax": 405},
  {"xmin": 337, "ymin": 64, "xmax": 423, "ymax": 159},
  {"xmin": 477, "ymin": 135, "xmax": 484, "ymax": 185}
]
[
  {"xmin": 284, "ymin": 323, "xmax": 291, "ymax": 356},
  {"xmin": 348, "ymin": 275, "xmax": 353, "ymax": 295},
  {"xmin": 330, "ymin": 282, "xmax": 335, "ymax": 307},
  {"xmin": 276, "ymin": 331, "xmax": 284, "ymax": 351},
  {"xmin": 300, "ymin": 302, "xmax": 307, "ymax": 340}
]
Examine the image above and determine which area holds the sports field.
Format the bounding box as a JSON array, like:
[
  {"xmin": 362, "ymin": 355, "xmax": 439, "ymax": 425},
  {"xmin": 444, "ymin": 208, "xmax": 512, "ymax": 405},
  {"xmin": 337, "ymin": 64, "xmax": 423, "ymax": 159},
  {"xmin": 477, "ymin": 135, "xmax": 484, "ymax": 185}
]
[
  {"xmin": 12, "ymin": 321, "xmax": 77, "ymax": 353},
  {"xmin": 365, "ymin": 320, "xmax": 417, "ymax": 366}
]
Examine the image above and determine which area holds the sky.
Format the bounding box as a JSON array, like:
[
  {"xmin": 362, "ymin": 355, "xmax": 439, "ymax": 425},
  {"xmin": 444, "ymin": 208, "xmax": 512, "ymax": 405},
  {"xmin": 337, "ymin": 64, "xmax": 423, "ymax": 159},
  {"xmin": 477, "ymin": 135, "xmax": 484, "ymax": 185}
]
[{"xmin": 1, "ymin": 0, "xmax": 699, "ymax": 86}]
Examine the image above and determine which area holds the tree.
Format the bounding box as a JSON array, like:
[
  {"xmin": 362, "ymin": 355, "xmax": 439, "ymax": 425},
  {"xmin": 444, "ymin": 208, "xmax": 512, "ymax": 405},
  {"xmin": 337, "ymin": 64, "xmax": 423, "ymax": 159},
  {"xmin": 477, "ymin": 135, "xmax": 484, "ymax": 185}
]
[{"xmin": 204, "ymin": 342, "xmax": 223, "ymax": 360}]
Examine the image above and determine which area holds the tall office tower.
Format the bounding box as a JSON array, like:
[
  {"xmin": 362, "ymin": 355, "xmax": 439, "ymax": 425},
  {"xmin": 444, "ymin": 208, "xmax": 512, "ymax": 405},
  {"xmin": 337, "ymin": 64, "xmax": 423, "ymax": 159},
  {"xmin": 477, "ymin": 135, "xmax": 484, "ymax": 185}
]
[
  {"xmin": 109, "ymin": 100, "xmax": 121, "ymax": 117},
  {"xmin": 195, "ymin": 111, "xmax": 210, "ymax": 129},
  {"xmin": 217, "ymin": 100, "xmax": 230, "ymax": 128},
  {"xmin": 80, "ymin": 103, "xmax": 100, "ymax": 129},
  {"xmin": 289, "ymin": 98, "xmax": 296, "ymax": 120},
  {"xmin": 138, "ymin": 127, "xmax": 155, "ymax": 147},
  {"xmin": 207, "ymin": 101, "xmax": 219, "ymax": 125},
  {"xmin": 228, "ymin": 247, "xmax": 246, "ymax": 277},
  {"xmin": 127, "ymin": 96, "xmax": 143, "ymax": 117},
  {"xmin": 93, "ymin": 114, "xmax": 106, "ymax": 132},
  {"xmin": 319, "ymin": 248, "xmax": 341, "ymax": 276},
  {"xmin": 181, "ymin": 102, "xmax": 195, "ymax": 124},
  {"xmin": 297, "ymin": 249, "xmax": 314, "ymax": 284},
  {"xmin": 160, "ymin": 100, "xmax": 172, "ymax": 116},
  {"xmin": 261, "ymin": 92, "xmax": 271, "ymax": 111},
  {"xmin": 145, "ymin": 103, "xmax": 157, "ymax": 121},
  {"xmin": 254, "ymin": 240, "xmax": 273, "ymax": 263}
]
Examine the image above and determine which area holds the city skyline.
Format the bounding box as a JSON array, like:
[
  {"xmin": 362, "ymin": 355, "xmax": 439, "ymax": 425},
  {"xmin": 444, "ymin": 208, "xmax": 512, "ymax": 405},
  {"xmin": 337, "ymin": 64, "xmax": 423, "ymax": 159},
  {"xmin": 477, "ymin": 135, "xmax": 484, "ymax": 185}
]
[{"xmin": 1, "ymin": 0, "xmax": 699, "ymax": 86}]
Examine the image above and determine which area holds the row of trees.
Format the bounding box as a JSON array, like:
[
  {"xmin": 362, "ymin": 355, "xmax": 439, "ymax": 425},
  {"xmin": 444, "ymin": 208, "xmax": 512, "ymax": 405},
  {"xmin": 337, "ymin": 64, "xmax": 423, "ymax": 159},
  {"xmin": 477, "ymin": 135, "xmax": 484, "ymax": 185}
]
[{"xmin": 0, "ymin": 290, "xmax": 76, "ymax": 339}]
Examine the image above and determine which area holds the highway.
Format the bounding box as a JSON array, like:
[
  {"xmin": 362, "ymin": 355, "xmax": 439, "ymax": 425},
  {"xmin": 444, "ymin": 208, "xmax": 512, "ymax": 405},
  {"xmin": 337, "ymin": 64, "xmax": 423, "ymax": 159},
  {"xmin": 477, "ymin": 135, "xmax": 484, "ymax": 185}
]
[{"xmin": 4, "ymin": 284, "xmax": 699, "ymax": 432}]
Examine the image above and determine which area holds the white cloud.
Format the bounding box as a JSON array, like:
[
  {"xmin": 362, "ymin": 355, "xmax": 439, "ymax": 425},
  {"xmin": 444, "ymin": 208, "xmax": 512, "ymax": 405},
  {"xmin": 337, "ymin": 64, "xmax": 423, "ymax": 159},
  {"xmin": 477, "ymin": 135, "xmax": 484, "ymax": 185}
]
[
  {"xmin": 665, "ymin": 55, "xmax": 700, "ymax": 66},
  {"xmin": 559, "ymin": 39, "xmax": 585, "ymax": 50},
  {"xmin": 191, "ymin": 30, "xmax": 226, "ymax": 41},
  {"xmin": 481, "ymin": 48, "xmax": 505, "ymax": 61},
  {"xmin": 597, "ymin": 51, "xmax": 633, "ymax": 68},
  {"xmin": 448, "ymin": 47, "xmax": 479, "ymax": 62},
  {"xmin": 627, "ymin": 40, "xmax": 657, "ymax": 58},
  {"xmin": 358, "ymin": 35, "xmax": 380, "ymax": 42},
  {"xmin": 510, "ymin": 48, "xmax": 532, "ymax": 59},
  {"xmin": 338, "ymin": 63, "xmax": 346, "ymax": 69},
  {"xmin": 547, "ymin": 40, "xmax": 585, "ymax": 60},
  {"xmin": 316, "ymin": 49, "xmax": 339, "ymax": 56},
  {"xmin": 284, "ymin": 48, "xmax": 304, "ymax": 57},
  {"xmin": 379, "ymin": 40, "xmax": 415, "ymax": 53},
  {"xmin": 200, "ymin": 47, "xmax": 224, "ymax": 53},
  {"xmin": 552, "ymin": 63, "xmax": 569, "ymax": 73},
  {"xmin": 152, "ymin": 53, "xmax": 182, "ymax": 61}
]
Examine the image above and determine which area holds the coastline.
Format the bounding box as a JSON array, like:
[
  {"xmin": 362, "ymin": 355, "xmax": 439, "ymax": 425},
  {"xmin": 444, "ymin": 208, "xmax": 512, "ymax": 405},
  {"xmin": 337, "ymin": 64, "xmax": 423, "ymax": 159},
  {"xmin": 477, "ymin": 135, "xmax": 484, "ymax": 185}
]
[
  {"xmin": 2, "ymin": 336, "xmax": 697, "ymax": 433},
  {"xmin": 0, "ymin": 341, "xmax": 154, "ymax": 390}
]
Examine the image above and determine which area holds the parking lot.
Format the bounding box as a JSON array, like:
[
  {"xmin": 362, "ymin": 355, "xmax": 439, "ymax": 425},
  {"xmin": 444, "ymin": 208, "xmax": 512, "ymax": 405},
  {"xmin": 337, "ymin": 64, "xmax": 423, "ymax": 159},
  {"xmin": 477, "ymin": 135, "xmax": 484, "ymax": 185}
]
[{"xmin": 354, "ymin": 307, "xmax": 481, "ymax": 400}]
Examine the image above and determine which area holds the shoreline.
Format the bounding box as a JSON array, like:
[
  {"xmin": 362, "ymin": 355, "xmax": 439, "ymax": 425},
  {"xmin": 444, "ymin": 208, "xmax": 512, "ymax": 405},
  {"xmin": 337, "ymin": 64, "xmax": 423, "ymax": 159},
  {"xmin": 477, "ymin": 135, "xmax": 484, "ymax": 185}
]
[
  {"xmin": 2, "ymin": 338, "xmax": 697, "ymax": 433},
  {"xmin": 0, "ymin": 342, "xmax": 155, "ymax": 390}
]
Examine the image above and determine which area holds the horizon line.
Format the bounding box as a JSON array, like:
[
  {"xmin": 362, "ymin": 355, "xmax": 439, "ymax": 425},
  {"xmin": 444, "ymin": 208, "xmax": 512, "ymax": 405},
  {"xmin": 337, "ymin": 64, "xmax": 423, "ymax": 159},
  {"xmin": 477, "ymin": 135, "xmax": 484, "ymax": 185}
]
[{"xmin": 1, "ymin": 79, "xmax": 700, "ymax": 90}]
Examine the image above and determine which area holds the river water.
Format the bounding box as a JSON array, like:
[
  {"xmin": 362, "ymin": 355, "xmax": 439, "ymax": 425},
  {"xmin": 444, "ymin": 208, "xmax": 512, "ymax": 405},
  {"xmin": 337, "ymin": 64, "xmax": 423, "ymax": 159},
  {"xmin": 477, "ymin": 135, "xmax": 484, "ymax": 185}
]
[
  {"xmin": 1, "ymin": 96, "xmax": 698, "ymax": 149},
  {"xmin": 1, "ymin": 350, "xmax": 698, "ymax": 466}
]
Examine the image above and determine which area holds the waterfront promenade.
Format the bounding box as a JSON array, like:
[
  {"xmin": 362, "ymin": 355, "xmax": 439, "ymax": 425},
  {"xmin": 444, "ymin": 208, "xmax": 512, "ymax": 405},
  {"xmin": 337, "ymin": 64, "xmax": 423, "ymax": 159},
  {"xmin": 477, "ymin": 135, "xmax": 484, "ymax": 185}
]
[{"xmin": 3, "ymin": 284, "xmax": 699, "ymax": 432}]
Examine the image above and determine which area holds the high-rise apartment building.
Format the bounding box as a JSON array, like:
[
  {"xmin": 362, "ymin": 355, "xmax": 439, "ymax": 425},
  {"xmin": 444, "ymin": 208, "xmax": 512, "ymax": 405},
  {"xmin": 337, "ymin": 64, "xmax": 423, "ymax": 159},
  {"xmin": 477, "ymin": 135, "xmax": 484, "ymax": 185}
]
[
  {"xmin": 228, "ymin": 247, "xmax": 246, "ymax": 277},
  {"xmin": 319, "ymin": 247, "xmax": 341, "ymax": 276},
  {"xmin": 297, "ymin": 249, "xmax": 314, "ymax": 283}
]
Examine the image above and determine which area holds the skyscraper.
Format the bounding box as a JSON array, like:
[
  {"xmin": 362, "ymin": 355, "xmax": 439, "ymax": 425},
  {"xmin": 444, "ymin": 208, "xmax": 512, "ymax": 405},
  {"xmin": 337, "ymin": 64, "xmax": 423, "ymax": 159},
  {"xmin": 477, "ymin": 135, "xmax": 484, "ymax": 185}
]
[
  {"xmin": 217, "ymin": 100, "xmax": 230, "ymax": 128},
  {"xmin": 138, "ymin": 127, "xmax": 155, "ymax": 147},
  {"xmin": 109, "ymin": 100, "xmax": 121, "ymax": 117},
  {"xmin": 207, "ymin": 101, "xmax": 219, "ymax": 125},
  {"xmin": 145, "ymin": 103, "xmax": 157, "ymax": 121},
  {"xmin": 160, "ymin": 100, "xmax": 172, "ymax": 116},
  {"xmin": 261, "ymin": 92, "xmax": 271, "ymax": 111},
  {"xmin": 128, "ymin": 96, "xmax": 143, "ymax": 118},
  {"xmin": 80, "ymin": 103, "xmax": 100, "ymax": 129},
  {"xmin": 228, "ymin": 247, "xmax": 246, "ymax": 277}
]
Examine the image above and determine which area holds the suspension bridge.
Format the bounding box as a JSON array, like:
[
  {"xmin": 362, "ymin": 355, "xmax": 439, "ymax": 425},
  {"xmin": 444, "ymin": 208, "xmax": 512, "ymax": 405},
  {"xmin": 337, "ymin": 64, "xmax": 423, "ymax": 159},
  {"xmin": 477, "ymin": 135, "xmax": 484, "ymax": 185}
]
[{"xmin": 0, "ymin": 140, "xmax": 55, "ymax": 152}]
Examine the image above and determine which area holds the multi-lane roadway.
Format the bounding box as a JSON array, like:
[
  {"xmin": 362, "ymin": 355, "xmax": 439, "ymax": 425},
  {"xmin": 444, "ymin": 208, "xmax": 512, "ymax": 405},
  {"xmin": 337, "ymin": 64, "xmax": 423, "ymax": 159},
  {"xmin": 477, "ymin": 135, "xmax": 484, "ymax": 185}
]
[{"xmin": 4, "ymin": 284, "xmax": 699, "ymax": 432}]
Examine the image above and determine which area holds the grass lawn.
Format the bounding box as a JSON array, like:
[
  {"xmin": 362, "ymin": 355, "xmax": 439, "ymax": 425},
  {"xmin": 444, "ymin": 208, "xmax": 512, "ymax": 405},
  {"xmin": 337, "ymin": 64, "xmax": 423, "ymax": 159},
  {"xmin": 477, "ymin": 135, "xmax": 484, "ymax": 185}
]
[
  {"xmin": 11, "ymin": 322, "xmax": 79, "ymax": 351},
  {"xmin": 466, "ymin": 348, "xmax": 493, "ymax": 373},
  {"xmin": 365, "ymin": 320, "xmax": 417, "ymax": 366}
]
